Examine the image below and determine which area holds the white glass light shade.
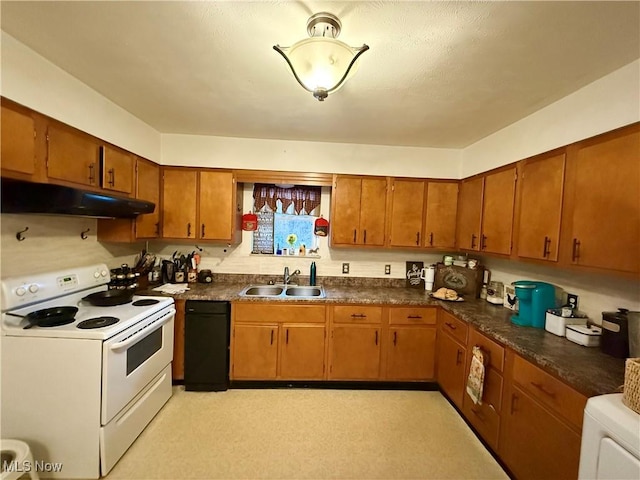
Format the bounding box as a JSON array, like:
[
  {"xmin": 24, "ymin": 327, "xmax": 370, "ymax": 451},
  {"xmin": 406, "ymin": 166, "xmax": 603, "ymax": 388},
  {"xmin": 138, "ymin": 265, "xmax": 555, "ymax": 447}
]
[{"xmin": 275, "ymin": 38, "xmax": 369, "ymax": 101}]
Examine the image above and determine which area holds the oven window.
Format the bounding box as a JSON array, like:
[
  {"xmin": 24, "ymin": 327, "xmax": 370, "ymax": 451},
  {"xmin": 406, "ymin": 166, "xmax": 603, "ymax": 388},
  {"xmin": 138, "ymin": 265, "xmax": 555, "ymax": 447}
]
[{"xmin": 127, "ymin": 327, "xmax": 162, "ymax": 375}]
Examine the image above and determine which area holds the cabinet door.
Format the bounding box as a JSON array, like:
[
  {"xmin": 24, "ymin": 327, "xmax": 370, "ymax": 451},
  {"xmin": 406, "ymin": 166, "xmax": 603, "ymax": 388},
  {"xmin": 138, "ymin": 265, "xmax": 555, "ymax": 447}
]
[
  {"xmin": 567, "ymin": 126, "xmax": 640, "ymax": 273},
  {"xmin": 172, "ymin": 299, "xmax": 186, "ymax": 381},
  {"xmin": 135, "ymin": 159, "xmax": 161, "ymax": 239},
  {"xmin": 199, "ymin": 170, "xmax": 235, "ymax": 241},
  {"xmin": 456, "ymin": 177, "xmax": 484, "ymax": 251},
  {"xmin": 1, "ymin": 104, "xmax": 36, "ymax": 175},
  {"xmin": 161, "ymin": 168, "xmax": 197, "ymax": 239},
  {"xmin": 279, "ymin": 324, "xmax": 326, "ymax": 380},
  {"xmin": 502, "ymin": 385, "xmax": 582, "ymax": 480},
  {"xmin": 386, "ymin": 326, "xmax": 436, "ymax": 380},
  {"xmin": 517, "ymin": 153, "xmax": 565, "ymax": 261},
  {"xmin": 331, "ymin": 176, "xmax": 362, "ymax": 245},
  {"xmin": 47, "ymin": 124, "xmax": 100, "ymax": 187},
  {"xmin": 359, "ymin": 177, "xmax": 388, "ymax": 246},
  {"xmin": 389, "ymin": 179, "xmax": 425, "ymax": 247},
  {"xmin": 437, "ymin": 331, "xmax": 467, "ymax": 408},
  {"xmin": 481, "ymin": 167, "xmax": 516, "ymax": 255},
  {"xmin": 424, "ymin": 181, "xmax": 458, "ymax": 249},
  {"xmin": 462, "ymin": 368, "xmax": 503, "ymax": 451},
  {"xmin": 329, "ymin": 325, "xmax": 381, "ymax": 380},
  {"xmin": 101, "ymin": 145, "xmax": 134, "ymax": 194},
  {"xmin": 231, "ymin": 324, "xmax": 278, "ymax": 380}
]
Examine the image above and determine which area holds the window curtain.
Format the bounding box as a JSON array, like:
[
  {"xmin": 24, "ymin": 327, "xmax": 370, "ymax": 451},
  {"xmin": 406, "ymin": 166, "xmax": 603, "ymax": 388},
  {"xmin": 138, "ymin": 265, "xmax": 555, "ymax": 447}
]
[{"xmin": 253, "ymin": 184, "xmax": 321, "ymax": 214}]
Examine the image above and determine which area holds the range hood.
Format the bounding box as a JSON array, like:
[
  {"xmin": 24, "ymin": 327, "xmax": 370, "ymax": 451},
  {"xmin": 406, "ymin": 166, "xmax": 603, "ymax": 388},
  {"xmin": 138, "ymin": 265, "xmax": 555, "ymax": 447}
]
[{"xmin": 1, "ymin": 178, "xmax": 155, "ymax": 218}]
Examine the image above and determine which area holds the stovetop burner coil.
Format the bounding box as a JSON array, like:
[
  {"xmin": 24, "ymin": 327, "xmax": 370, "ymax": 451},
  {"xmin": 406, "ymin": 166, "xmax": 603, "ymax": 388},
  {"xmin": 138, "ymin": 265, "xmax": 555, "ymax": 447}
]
[{"xmin": 77, "ymin": 316, "xmax": 120, "ymax": 329}]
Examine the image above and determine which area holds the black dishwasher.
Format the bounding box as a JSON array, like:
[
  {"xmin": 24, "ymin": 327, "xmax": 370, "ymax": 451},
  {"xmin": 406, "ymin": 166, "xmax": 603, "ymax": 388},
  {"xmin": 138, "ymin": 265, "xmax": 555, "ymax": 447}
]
[{"xmin": 184, "ymin": 300, "xmax": 230, "ymax": 391}]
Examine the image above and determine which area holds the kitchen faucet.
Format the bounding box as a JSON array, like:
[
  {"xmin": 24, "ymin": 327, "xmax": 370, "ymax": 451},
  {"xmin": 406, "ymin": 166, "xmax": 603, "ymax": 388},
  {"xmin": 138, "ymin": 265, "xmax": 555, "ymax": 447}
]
[{"xmin": 283, "ymin": 266, "xmax": 301, "ymax": 285}]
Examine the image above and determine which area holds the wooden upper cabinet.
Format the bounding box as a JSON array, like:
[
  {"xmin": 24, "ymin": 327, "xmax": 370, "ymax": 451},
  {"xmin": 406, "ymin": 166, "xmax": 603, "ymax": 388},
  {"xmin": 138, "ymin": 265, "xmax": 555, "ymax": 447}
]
[
  {"xmin": 424, "ymin": 181, "xmax": 459, "ymax": 249},
  {"xmin": 162, "ymin": 168, "xmax": 198, "ymax": 239},
  {"xmin": 47, "ymin": 123, "xmax": 101, "ymax": 187},
  {"xmin": 101, "ymin": 145, "xmax": 134, "ymax": 195},
  {"xmin": 331, "ymin": 175, "xmax": 387, "ymax": 246},
  {"xmin": 199, "ymin": 170, "xmax": 237, "ymax": 241},
  {"xmin": 564, "ymin": 125, "xmax": 640, "ymax": 274},
  {"xmin": 1, "ymin": 102, "xmax": 36, "ymax": 176},
  {"xmin": 456, "ymin": 176, "xmax": 484, "ymax": 251},
  {"xmin": 389, "ymin": 178, "xmax": 425, "ymax": 247},
  {"xmin": 517, "ymin": 152, "xmax": 565, "ymax": 262},
  {"xmin": 481, "ymin": 167, "xmax": 517, "ymax": 255},
  {"xmin": 135, "ymin": 158, "xmax": 161, "ymax": 239}
]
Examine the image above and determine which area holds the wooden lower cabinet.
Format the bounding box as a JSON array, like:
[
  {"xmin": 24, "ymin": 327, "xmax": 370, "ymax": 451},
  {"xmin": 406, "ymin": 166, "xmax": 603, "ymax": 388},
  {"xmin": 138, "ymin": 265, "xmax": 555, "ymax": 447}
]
[
  {"xmin": 279, "ymin": 324, "xmax": 326, "ymax": 379},
  {"xmin": 232, "ymin": 323, "xmax": 278, "ymax": 380},
  {"xmin": 329, "ymin": 325, "xmax": 381, "ymax": 380},
  {"xmin": 501, "ymin": 384, "xmax": 582, "ymax": 480},
  {"xmin": 386, "ymin": 327, "xmax": 436, "ymax": 380},
  {"xmin": 437, "ymin": 330, "xmax": 467, "ymax": 408},
  {"xmin": 461, "ymin": 368, "xmax": 502, "ymax": 451},
  {"xmin": 172, "ymin": 299, "xmax": 186, "ymax": 381}
]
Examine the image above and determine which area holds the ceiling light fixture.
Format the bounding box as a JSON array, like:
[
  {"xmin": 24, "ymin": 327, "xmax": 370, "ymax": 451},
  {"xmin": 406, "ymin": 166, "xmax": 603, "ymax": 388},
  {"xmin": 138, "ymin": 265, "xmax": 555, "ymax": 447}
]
[{"xmin": 273, "ymin": 12, "xmax": 369, "ymax": 101}]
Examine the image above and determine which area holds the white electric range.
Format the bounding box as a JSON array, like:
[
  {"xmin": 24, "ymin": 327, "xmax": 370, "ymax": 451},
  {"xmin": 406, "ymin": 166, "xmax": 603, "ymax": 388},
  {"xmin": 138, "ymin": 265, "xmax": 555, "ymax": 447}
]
[{"xmin": 1, "ymin": 264, "xmax": 176, "ymax": 479}]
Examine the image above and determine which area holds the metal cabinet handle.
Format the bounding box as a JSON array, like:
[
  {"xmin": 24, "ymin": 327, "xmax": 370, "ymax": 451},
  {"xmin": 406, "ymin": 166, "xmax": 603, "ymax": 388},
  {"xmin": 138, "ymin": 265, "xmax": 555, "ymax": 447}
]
[
  {"xmin": 201, "ymin": 224, "xmax": 205, "ymax": 237},
  {"xmin": 270, "ymin": 329, "xmax": 274, "ymax": 345},
  {"xmin": 510, "ymin": 393, "xmax": 519, "ymax": 415},
  {"xmin": 481, "ymin": 234, "xmax": 487, "ymax": 250},
  {"xmin": 155, "ymin": 222, "xmax": 160, "ymax": 235},
  {"xmin": 531, "ymin": 381, "xmax": 556, "ymax": 398},
  {"xmin": 375, "ymin": 330, "xmax": 379, "ymax": 346},
  {"xmin": 187, "ymin": 223, "xmax": 192, "ymax": 237},
  {"xmin": 353, "ymin": 229, "xmax": 357, "ymax": 243},
  {"xmin": 471, "ymin": 234, "xmax": 476, "ymax": 249},
  {"xmin": 393, "ymin": 331, "xmax": 397, "ymax": 346},
  {"xmin": 363, "ymin": 230, "xmax": 367, "ymax": 244},
  {"xmin": 471, "ymin": 407, "xmax": 485, "ymax": 421},
  {"xmin": 572, "ymin": 238, "xmax": 581, "ymax": 261},
  {"xmin": 286, "ymin": 329, "xmax": 289, "ymax": 345},
  {"xmin": 543, "ymin": 236, "xmax": 551, "ymax": 257},
  {"xmin": 88, "ymin": 163, "xmax": 95, "ymax": 184},
  {"xmin": 429, "ymin": 232, "xmax": 434, "ymax": 246},
  {"xmin": 416, "ymin": 232, "xmax": 420, "ymax": 245},
  {"xmin": 108, "ymin": 168, "xmax": 115, "ymax": 187},
  {"xmin": 455, "ymin": 349, "xmax": 463, "ymax": 365},
  {"xmin": 445, "ymin": 322, "xmax": 457, "ymax": 330}
]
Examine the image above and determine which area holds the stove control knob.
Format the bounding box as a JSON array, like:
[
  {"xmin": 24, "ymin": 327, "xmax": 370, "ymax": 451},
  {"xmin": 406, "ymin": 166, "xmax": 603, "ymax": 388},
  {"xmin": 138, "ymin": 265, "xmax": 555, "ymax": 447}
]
[
  {"xmin": 101, "ymin": 269, "xmax": 108, "ymax": 277},
  {"xmin": 16, "ymin": 286, "xmax": 26, "ymax": 297},
  {"xmin": 28, "ymin": 284, "xmax": 39, "ymax": 293},
  {"xmin": 94, "ymin": 271, "xmax": 100, "ymax": 279}
]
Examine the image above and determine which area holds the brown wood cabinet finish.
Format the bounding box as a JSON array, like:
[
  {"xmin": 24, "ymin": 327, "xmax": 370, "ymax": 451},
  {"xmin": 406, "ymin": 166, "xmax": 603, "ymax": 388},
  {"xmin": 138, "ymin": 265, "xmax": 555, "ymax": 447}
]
[
  {"xmin": 481, "ymin": 167, "xmax": 517, "ymax": 255},
  {"xmin": 199, "ymin": 170, "xmax": 237, "ymax": 241},
  {"xmin": 1, "ymin": 103, "xmax": 36, "ymax": 176},
  {"xmin": 135, "ymin": 158, "xmax": 161, "ymax": 238},
  {"xmin": 462, "ymin": 368, "xmax": 503, "ymax": 450},
  {"xmin": 172, "ymin": 299, "xmax": 186, "ymax": 381},
  {"xmin": 564, "ymin": 125, "xmax": 640, "ymax": 274},
  {"xmin": 232, "ymin": 323, "xmax": 278, "ymax": 379},
  {"xmin": 234, "ymin": 303, "xmax": 326, "ymax": 323},
  {"xmin": 386, "ymin": 326, "xmax": 436, "ymax": 380},
  {"xmin": 47, "ymin": 123, "xmax": 101, "ymax": 187},
  {"xmin": 279, "ymin": 324, "xmax": 326, "ymax": 379},
  {"xmin": 331, "ymin": 175, "xmax": 387, "ymax": 246},
  {"xmin": 437, "ymin": 328, "xmax": 467, "ymax": 408},
  {"xmin": 388, "ymin": 178, "xmax": 425, "ymax": 247},
  {"xmin": 456, "ymin": 177, "xmax": 484, "ymax": 251},
  {"xmin": 161, "ymin": 168, "xmax": 198, "ymax": 239},
  {"xmin": 100, "ymin": 145, "xmax": 134, "ymax": 194},
  {"xmin": 424, "ymin": 181, "xmax": 459, "ymax": 249},
  {"xmin": 516, "ymin": 152, "xmax": 565, "ymax": 262},
  {"xmin": 329, "ymin": 325, "xmax": 381, "ymax": 380},
  {"xmin": 388, "ymin": 307, "xmax": 437, "ymax": 325},
  {"xmin": 332, "ymin": 305, "xmax": 383, "ymax": 324}
]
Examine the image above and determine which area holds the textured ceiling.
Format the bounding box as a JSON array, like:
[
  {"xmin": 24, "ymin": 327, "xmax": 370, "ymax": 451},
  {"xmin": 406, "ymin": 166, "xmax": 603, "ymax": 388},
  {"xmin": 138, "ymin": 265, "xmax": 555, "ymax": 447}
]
[{"xmin": 1, "ymin": 1, "xmax": 639, "ymax": 148}]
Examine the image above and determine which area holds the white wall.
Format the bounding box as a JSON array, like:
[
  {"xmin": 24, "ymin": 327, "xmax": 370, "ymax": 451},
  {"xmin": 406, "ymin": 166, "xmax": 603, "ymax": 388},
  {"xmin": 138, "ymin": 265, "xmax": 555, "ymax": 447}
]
[
  {"xmin": 0, "ymin": 32, "xmax": 161, "ymax": 162},
  {"xmin": 461, "ymin": 60, "xmax": 640, "ymax": 177},
  {"xmin": 161, "ymin": 134, "xmax": 462, "ymax": 178}
]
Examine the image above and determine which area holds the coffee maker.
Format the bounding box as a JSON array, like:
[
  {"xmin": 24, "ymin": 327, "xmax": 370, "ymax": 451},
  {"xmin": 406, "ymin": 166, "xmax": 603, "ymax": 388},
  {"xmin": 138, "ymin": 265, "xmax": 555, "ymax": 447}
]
[{"xmin": 511, "ymin": 281, "xmax": 556, "ymax": 328}]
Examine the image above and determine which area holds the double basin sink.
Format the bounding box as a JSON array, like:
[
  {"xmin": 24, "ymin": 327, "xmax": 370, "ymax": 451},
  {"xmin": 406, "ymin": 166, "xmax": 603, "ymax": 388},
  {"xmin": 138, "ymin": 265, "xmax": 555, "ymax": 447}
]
[{"xmin": 239, "ymin": 284, "xmax": 325, "ymax": 299}]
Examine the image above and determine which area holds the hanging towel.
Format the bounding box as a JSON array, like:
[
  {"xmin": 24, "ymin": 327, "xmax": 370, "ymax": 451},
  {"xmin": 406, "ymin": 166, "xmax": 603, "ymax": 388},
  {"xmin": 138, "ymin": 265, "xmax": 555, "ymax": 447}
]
[{"xmin": 466, "ymin": 346, "xmax": 487, "ymax": 405}]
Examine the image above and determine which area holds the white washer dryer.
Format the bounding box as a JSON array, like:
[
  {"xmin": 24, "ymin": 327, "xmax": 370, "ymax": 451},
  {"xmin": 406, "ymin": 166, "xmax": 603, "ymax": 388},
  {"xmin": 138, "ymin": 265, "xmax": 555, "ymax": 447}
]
[{"xmin": 579, "ymin": 393, "xmax": 640, "ymax": 479}]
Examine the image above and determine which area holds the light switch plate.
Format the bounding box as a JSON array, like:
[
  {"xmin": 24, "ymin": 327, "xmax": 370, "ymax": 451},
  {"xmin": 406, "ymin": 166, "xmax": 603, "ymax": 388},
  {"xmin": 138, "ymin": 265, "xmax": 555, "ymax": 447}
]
[
  {"xmin": 342, "ymin": 263, "xmax": 350, "ymax": 274},
  {"xmin": 385, "ymin": 265, "xmax": 391, "ymax": 275}
]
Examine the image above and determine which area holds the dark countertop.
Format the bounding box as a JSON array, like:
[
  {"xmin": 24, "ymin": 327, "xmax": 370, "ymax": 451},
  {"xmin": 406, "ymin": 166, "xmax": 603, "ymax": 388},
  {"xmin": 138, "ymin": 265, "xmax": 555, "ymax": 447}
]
[{"xmin": 143, "ymin": 282, "xmax": 626, "ymax": 397}]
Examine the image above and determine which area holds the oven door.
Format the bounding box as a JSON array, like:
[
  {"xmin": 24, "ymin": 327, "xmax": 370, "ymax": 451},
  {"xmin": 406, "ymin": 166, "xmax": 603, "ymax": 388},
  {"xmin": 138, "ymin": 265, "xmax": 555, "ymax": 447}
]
[{"xmin": 101, "ymin": 306, "xmax": 175, "ymax": 425}]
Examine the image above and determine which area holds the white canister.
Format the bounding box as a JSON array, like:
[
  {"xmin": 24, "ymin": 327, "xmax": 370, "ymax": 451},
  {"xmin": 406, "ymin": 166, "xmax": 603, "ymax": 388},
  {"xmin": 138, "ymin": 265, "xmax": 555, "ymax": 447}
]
[{"xmin": 421, "ymin": 266, "xmax": 436, "ymax": 291}]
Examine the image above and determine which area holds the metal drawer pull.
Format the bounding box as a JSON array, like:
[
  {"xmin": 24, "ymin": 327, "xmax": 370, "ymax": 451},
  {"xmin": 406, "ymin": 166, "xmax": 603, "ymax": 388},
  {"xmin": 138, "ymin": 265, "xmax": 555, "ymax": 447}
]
[
  {"xmin": 445, "ymin": 322, "xmax": 457, "ymax": 330},
  {"xmin": 531, "ymin": 381, "xmax": 556, "ymax": 398},
  {"xmin": 407, "ymin": 315, "xmax": 422, "ymax": 319},
  {"xmin": 351, "ymin": 314, "xmax": 367, "ymax": 318}
]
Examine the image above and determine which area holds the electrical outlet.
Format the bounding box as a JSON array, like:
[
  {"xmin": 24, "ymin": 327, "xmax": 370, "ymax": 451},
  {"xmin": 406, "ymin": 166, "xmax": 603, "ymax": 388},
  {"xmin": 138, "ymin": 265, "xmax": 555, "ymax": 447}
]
[
  {"xmin": 342, "ymin": 263, "xmax": 350, "ymax": 274},
  {"xmin": 384, "ymin": 264, "xmax": 391, "ymax": 275},
  {"xmin": 567, "ymin": 293, "xmax": 579, "ymax": 309}
]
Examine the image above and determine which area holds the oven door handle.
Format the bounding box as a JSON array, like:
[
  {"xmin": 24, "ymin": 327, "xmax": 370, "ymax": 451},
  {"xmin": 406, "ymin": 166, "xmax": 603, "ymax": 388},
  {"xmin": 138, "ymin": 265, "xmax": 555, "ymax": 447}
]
[{"xmin": 109, "ymin": 308, "xmax": 175, "ymax": 352}]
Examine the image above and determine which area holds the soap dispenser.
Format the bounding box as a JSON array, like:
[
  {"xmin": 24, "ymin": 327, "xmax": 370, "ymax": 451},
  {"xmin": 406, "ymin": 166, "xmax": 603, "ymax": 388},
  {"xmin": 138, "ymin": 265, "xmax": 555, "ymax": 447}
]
[{"xmin": 310, "ymin": 261, "xmax": 317, "ymax": 286}]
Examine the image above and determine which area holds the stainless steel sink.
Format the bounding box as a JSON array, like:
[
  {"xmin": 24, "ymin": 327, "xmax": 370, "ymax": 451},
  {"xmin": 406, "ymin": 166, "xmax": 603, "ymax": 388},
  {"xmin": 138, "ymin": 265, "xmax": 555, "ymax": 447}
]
[
  {"xmin": 239, "ymin": 284, "xmax": 325, "ymax": 299},
  {"xmin": 284, "ymin": 286, "xmax": 324, "ymax": 297}
]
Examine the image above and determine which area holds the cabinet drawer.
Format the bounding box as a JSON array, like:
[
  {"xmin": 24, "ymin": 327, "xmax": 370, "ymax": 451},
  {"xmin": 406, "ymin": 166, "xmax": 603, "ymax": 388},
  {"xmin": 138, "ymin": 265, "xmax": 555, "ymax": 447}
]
[
  {"xmin": 234, "ymin": 303, "xmax": 326, "ymax": 323},
  {"xmin": 389, "ymin": 307, "xmax": 436, "ymax": 325},
  {"xmin": 512, "ymin": 354, "xmax": 587, "ymax": 430},
  {"xmin": 462, "ymin": 390, "xmax": 501, "ymax": 451},
  {"xmin": 439, "ymin": 310, "xmax": 468, "ymax": 345},
  {"xmin": 332, "ymin": 305, "xmax": 383, "ymax": 324},
  {"xmin": 469, "ymin": 328, "xmax": 505, "ymax": 373}
]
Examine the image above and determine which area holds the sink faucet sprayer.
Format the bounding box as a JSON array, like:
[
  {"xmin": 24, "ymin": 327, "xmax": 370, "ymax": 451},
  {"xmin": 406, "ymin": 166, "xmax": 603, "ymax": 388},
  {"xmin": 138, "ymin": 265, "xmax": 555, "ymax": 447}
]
[{"xmin": 283, "ymin": 267, "xmax": 301, "ymax": 285}]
